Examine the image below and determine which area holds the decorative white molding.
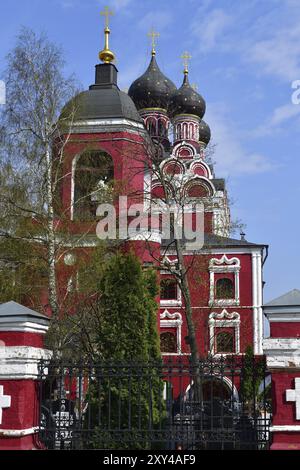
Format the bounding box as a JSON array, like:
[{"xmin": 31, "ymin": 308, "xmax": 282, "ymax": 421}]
[
  {"xmin": 189, "ymin": 159, "xmax": 212, "ymax": 179},
  {"xmin": 183, "ymin": 176, "xmax": 215, "ymax": 198},
  {"xmin": 209, "ymin": 255, "xmax": 240, "ymax": 307},
  {"xmin": 71, "ymin": 118, "xmax": 145, "ymax": 130},
  {"xmin": 0, "ymin": 427, "xmax": 38, "ymax": 437},
  {"xmin": 264, "ymin": 309, "xmax": 300, "ymax": 322},
  {"xmin": 160, "ymin": 310, "xmax": 182, "ymax": 354},
  {"xmin": 270, "ymin": 425, "xmax": 300, "ymax": 432},
  {"xmin": 0, "ymin": 386, "xmax": 11, "ymax": 425},
  {"xmin": 263, "ymin": 338, "xmax": 300, "ymax": 369},
  {"xmin": 209, "ymin": 255, "xmax": 241, "ymax": 270},
  {"xmin": 0, "ymin": 346, "xmax": 52, "ymax": 380},
  {"xmin": 0, "ymin": 320, "xmax": 48, "ymax": 335},
  {"xmin": 127, "ymin": 229, "xmax": 161, "ymax": 244},
  {"xmin": 172, "ymin": 141, "xmax": 197, "ymax": 159},
  {"xmin": 208, "ymin": 310, "xmax": 240, "ymax": 355}
]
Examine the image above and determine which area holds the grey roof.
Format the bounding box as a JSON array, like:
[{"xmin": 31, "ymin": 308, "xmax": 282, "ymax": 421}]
[
  {"xmin": 0, "ymin": 301, "xmax": 48, "ymax": 319},
  {"xmin": 264, "ymin": 289, "xmax": 300, "ymax": 307},
  {"xmin": 64, "ymin": 88, "xmax": 143, "ymax": 123},
  {"xmin": 162, "ymin": 233, "xmax": 266, "ymax": 249},
  {"xmin": 62, "ymin": 63, "xmax": 143, "ymax": 124}
]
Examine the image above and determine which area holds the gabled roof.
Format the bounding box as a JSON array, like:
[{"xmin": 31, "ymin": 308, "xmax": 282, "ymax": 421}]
[
  {"xmin": 162, "ymin": 233, "xmax": 266, "ymax": 249},
  {"xmin": 0, "ymin": 301, "xmax": 47, "ymax": 319},
  {"xmin": 264, "ymin": 289, "xmax": 300, "ymax": 307}
]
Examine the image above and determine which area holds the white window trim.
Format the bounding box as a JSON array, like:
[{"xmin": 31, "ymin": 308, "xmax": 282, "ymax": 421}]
[
  {"xmin": 160, "ymin": 262, "xmax": 182, "ymax": 307},
  {"xmin": 208, "ymin": 309, "xmax": 240, "ymax": 355},
  {"xmin": 209, "ymin": 255, "xmax": 240, "ymax": 307},
  {"xmin": 160, "ymin": 310, "xmax": 183, "ymax": 355}
]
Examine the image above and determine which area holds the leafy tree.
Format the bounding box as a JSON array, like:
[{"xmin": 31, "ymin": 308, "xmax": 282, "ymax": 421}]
[
  {"xmin": 84, "ymin": 251, "xmax": 164, "ymax": 449},
  {"xmin": 240, "ymin": 345, "xmax": 266, "ymax": 415},
  {"xmin": 0, "ymin": 27, "xmax": 80, "ymax": 315}
]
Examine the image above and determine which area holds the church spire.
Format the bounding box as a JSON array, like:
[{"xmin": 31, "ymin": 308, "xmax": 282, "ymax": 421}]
[
  {"xmin": 148, "ymin": 28, "xmax": 160, "ymax": 57},
  {"xmin": 181, "ymin": 51, "xmax": 192, "ymax": 76},
  {"xmin": 99, "ymin": 6, "xmax": 115, "ymax": 64}
]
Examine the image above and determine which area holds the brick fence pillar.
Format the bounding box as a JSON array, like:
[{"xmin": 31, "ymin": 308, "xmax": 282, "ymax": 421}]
[
  {"xmin": 0, "ymin": 301, "xmax": 52, "ymax": 450},
  {"xmin": 263, "ymin": 290, "xmax": 300, "ymax": 450}
]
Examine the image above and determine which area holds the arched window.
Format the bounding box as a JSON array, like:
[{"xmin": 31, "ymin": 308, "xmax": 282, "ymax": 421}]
[
  {"xmin": 160, "ymin": 278, "xmax": 177, "ymax": 300},
  {"xmin": 160, "ymin": 332, "xmax": 177, "ymax": 353},
  {"xmin": 147, "ymin": 119, "xmax": 156, "ymax": 136},
  {"xmin": 74, "ymin": 150, "xmax": 114, "ymax": 220},
  {"xmin": 158, "ymin": 119, "xmax": 167, "ymax": 137},
  {"xmin": 216, "ymin": 331, "xmax": 234, "ymax": 353},
  {"xmin": 215, "ymin": 278, "xmax": 234, "ymax": 299},
  {"xmin": 183, "ymin": 123, "xmax": 188, "ymax": 139}
]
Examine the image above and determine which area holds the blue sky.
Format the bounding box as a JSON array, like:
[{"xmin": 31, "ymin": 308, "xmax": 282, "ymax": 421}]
[{"xmin": 0, "ymin": 0, "xmax": 299, "ymax": 302}]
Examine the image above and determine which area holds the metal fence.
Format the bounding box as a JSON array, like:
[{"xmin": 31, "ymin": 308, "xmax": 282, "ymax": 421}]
[{"xmin": 37, "ymin": 356, "xmax": 271, "ymax": 450}]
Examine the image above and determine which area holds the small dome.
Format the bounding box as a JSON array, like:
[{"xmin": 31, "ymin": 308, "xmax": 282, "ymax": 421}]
[
  {"xmin": 199, "ymin": 120, "xmax": 211, "ymax": 145},
  {"xmin": 62, "ymin": 87, "xmax": 142, "ymax": 123},
  {"xmin": 128, "ymin": 55, "xmax": 177, "ymax": 111},
  {"xmin": 169, "ymin": 73, "xmax": 206, "ymax": 119}
]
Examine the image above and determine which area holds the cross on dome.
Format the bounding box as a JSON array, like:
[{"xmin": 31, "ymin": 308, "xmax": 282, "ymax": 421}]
[
  {"xmin": 148, "ymin": 29, "xmax": 160, "ymax": 56},
  {"xmin": 181, "ymin": 51, "xmax": 192, "ymax": 74},
  {"xmin": 99, "ymin": 6, "xmax": 115, "ymax": 63},
  {"xmin": 100, "ymin": 6, "xmax": 114, "ymax": 28}
]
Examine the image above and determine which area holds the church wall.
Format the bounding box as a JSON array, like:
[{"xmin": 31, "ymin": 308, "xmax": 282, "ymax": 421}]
[{"xmin": 270, "ymin": 323, "xmax": 300, "ymax": 338}]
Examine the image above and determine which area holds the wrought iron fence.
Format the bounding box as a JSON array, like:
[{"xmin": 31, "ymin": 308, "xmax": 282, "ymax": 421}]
[{"xmin": 37, "ymin": 356, "xmax": 271, "ymax": 450}]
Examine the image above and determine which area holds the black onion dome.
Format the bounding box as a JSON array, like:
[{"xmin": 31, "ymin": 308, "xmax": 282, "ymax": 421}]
[
  {"xmin": 199, "ymin": 119, "xmax": 211, "ymax": 145},
  {"xmin": 169, "ymin": 73, "xmax": 206, "ymax": 119},
  {"xmin": 128, "ymin": 55, "xmax": 177, "ymax": 111}
]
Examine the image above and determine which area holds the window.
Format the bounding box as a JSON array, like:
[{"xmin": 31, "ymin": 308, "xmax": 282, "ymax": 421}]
[
  {"xmin": 215, "ymin": 278, "xmax": 234, "ymax": 299},
  {"xmin": 209, "ymin": 255, "xmax": 240, "ymax": 306},
  {"xmin": 73, "ymin": 150, "xmax": 114, "ymax": 220},
  {"xmin": 160, "ymin": 310, "xmax": 183, "ymax": 354},
  {"xmin": 160, "ymin": 279, "xmax": 177, "ymax": 300},
  {"xmin": 160, "ymin": 332, "xmax": 177, "ymax": 353},
  {"xmin": 216, "ymin": 331, "xmax": 234, "ymax": 353},
  {"xmin": 208, "ymin": 310, "xmax": 240, "ymax": 355}
]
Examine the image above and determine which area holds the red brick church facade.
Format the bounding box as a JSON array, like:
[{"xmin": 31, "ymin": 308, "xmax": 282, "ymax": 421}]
[{"xmin": 0, "ymin": 19, "xmax": 300, "ymax": 451}]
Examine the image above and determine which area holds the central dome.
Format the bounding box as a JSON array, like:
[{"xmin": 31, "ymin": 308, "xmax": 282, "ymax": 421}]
[{"xmin": 128, "ymin": 55, "xmax": 177, "ymax": 111}]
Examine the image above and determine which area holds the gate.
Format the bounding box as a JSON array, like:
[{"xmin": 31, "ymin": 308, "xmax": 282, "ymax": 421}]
[{"xmin": 37, "ymin": 356, "xmax": 271, "ymax": 450}]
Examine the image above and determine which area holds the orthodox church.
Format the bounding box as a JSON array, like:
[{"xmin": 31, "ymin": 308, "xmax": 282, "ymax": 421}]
[
  {"xmin": 57, "ymin": 13, "xmax": 268, "ymax": 360},
  {"xmin": 2, "ymin": 10, "xmax": 300, "ymax": 452}
]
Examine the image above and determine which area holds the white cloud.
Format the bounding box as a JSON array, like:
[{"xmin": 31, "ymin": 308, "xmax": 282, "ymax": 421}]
[
  {"xmin": 191, "ymin": 8, "xmax": 232, "ymax": 53},
  {"xmin": 246, "ymin": 22, "xmax": 300, "ymax": 82},
  {"xmin": 206, "ymin": 103, "xmax": 275, "ymax": 176},
  {"xmin": 189, "ymin": 1, "xmax": 300, "ymax": 83},
  {"xmin": 251, "ymin": 103, "xmax": 300, "ymax": 137},
  {"xmin": 110, "ymin": 0, "xmax": 134, "ymax": 9},
  {"xmin": 137, "ymin": 11, "xmax": 173, "ymax": 32}
]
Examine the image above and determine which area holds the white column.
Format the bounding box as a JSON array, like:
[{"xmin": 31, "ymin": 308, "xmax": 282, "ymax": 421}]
[
  {"xmin": 256, "ymin": 251, "xmax": 263, "ymax": 354},
  {"xmin": 252, "ymin": 252, "xmax": 259, "ymax": 354}
]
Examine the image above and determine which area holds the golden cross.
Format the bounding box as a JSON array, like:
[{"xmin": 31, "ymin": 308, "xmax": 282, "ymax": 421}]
[
  {"xmin": 100, "ymin": 6, "xmax": 114, "ymax": 28},
  {"xmin": 181, "ymin": 51, "xmax": 192, "ymax": 72},
  {"xmin": 148, "ymin": 28, "xmax": 160, "ymax": 53}
]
